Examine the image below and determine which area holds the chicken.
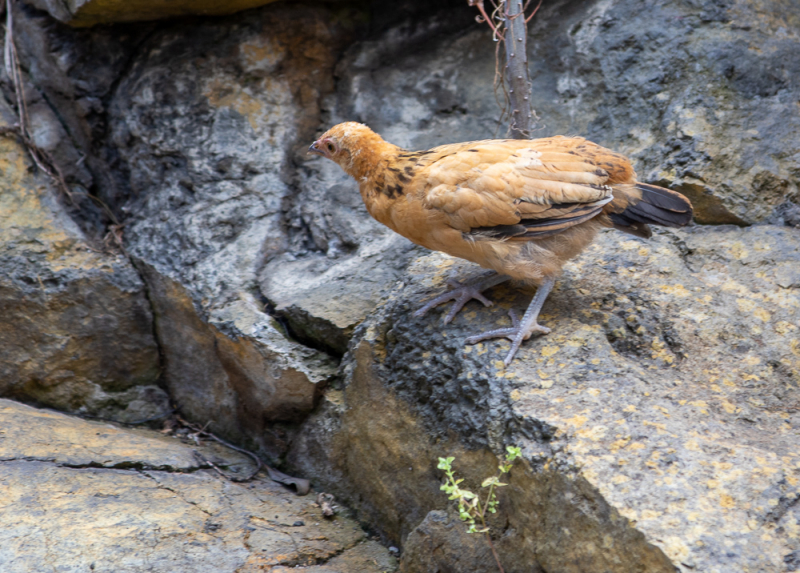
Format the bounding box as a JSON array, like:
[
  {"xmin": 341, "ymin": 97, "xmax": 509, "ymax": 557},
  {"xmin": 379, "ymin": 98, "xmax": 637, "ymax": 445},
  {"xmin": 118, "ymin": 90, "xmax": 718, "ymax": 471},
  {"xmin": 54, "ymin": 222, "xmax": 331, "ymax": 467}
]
[{"xmin": 309, "ymin": 122, "xmax": 693, "ymax": 366}]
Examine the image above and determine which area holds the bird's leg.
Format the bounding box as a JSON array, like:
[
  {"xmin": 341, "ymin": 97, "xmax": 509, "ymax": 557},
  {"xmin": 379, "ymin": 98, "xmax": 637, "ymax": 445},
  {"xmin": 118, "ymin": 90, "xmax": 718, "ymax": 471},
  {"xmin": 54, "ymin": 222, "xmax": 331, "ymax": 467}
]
[
  {"xmin": 465, "ymin": 276, "xmax": 556, "ymax": 367},
  {"xmin": 413, "ymin": 271, "xmax": 510, "ymax": 325}
]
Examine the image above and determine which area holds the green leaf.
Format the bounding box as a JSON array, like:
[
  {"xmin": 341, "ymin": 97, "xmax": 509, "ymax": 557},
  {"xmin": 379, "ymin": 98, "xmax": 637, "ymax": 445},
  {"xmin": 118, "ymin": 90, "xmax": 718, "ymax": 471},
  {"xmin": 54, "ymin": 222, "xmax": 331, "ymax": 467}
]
[{"xmin": 481, "ymin": 476, "xmax": 499, "ymax": 488}]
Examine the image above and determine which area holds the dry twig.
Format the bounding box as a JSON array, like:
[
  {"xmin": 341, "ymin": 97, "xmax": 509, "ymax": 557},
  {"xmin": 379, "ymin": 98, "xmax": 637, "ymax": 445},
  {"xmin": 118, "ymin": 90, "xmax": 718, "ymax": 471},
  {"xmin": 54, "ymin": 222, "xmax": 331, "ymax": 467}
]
[
  {"xmin": 175, "ymin": 416, "xmax": 311, "ymax": 494},
  {"xmin": 2, "ymin": 0, "xmax": 124, "ymax": 251}
]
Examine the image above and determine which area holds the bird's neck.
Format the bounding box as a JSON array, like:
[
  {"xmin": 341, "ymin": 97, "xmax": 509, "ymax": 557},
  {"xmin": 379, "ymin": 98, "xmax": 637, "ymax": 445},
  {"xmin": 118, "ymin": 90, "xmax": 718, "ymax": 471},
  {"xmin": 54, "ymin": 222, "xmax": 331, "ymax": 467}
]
[{"xmin": 342, "ymin": 138, "xmax": 402, "ymax": 182}]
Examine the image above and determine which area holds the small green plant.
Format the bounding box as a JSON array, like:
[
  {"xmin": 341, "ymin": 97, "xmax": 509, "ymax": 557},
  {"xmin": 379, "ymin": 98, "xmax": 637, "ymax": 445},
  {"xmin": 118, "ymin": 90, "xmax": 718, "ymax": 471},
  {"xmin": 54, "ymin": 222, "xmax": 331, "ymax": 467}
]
[{"xmin": 437, "ymin": 446, "xmax": 522, "ymax": 572}]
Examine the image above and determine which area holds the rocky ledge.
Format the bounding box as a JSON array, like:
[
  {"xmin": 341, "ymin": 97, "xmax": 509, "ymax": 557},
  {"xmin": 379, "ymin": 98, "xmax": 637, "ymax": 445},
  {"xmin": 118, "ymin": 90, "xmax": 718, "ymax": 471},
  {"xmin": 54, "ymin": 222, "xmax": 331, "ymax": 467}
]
[
  {"xmin": 0, "ymin": 399, "xmax": 397, "ymax": 572},
  {"xmin": 288, "ymin": 224, "xmax": 800, "ymax": 572}
]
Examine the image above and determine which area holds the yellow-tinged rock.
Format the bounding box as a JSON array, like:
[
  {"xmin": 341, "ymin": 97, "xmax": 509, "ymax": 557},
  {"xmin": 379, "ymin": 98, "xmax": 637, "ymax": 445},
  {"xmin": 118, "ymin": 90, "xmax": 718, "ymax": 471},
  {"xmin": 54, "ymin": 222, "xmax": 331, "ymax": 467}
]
[
  {"xmin": 0, "ymin": 104, "xmax": 161, "ymax": 420},
  {"xmin": 0, "ymin": 399, "xmax": 394, "ymax": 572},
  {"xmin": 34, "ymin": 0, "xmax": 287, "ymax": 27}
]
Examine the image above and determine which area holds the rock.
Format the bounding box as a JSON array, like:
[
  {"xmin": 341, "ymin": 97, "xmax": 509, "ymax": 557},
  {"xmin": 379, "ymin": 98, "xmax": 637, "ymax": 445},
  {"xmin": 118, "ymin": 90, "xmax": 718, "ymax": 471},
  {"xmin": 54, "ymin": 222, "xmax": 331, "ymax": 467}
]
[
  {"xmin": 5, "ymin": 2, "xmax": 156, "ymax": 238},
  {"xmin": 138, "ymin": 261, "xmax": 337, "ymax": 450},
  {"xmin": 3, "ymin": 2, "xmax": 357, "ymax": 439},
  {"xmin": 261, "ymin": 234, "xmax": 421, "ymax": 355},
  {"xmin": 268, "ymin": 539, "xmax": 398, "ymax": 573},
  {"xmin": 0, "ymin": 102, "xmax": 164, "ymax": 422},
  {"xmin": 400, "ymin": 510, "xmax": 533, "ymax": 573},
  {"xmin": 97, "ymin": 3, "xmax": 360, "ymax": 445},
  {"xmin": 288, "ymin": 225, "xmax": 800, "ymax": 573},
  {"xmin": 0, "ymin": 398, "xmax": 397, "ymax": 573},
  {"xmin": 23, "ymin": 0, "xmax": 286, "ymax": 27}
]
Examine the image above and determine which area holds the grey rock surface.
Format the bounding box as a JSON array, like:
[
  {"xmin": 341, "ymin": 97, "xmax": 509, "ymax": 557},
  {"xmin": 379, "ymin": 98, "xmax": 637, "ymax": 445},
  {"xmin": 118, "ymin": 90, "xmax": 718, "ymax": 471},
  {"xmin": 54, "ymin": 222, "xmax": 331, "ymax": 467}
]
[
  {"xmin": 261, "ymin": 234, "xmax": 421, "ymax": 355},
  {"xmin": 4, "ymin": 2, "xmax": 155, "ymax": 237},
  {"xmin": 289, "ymin": 225, "xmax": 800, "ymax": 573},
  {"xmin": 98, "ymin": 3, "xmax": 360, "ymax": 441},
  {"xmin": 0, "ymin": 399, "xmax": 397, "ymax": 573}
]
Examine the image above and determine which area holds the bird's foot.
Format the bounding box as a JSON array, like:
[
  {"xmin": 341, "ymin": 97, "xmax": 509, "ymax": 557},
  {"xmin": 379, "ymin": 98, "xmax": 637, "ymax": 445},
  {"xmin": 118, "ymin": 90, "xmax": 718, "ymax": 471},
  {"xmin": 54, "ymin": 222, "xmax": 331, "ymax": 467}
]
[
  {"xmin": 413, "ymin": 273, "xmax": 509, "ymax": 325},
  {"xmin": 465, "ymin": 310, "xmax": 551, "ymax": 367},
  {"xmin": 464, "ymin": 276, "xmax": 556, "ymax": 367}
]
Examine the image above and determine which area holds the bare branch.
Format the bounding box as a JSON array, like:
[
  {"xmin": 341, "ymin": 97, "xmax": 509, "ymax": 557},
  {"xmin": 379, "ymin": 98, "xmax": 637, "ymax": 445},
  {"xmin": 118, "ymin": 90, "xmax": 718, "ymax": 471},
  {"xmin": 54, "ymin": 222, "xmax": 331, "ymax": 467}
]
[
  {"xmin": 502, "ymin": 0, "xmax": 534, "ymax": 138},
  {"xmin": 468, "ymin": 0, "xmax": 541, "ymax": 139},
  {"xmin": 525, "ymin": 0, "xmax": 543, "ymax": 23}
]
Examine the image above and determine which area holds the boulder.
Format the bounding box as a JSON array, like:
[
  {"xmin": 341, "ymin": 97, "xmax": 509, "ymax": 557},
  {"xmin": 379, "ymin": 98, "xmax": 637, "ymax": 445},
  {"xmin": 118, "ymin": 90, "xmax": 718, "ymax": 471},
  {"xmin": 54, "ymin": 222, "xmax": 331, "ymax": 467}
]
[
  {"xmin": 0, "ymin": 101, "xmax": 164, "ymax": 422},
  {"xmin": 138, "ymin": 261, "xmax": 337, "ymax": 452},
  {"xmin": 98, "ymin": 3, "xmax": 360, "ymax": 446},
  {"xmin": 24, "ymin": 0, "xmax": 285, "ymax": 27},
  {"xmin": 3, "ymin": 1, "xmax": 359, "ymax": 442},
  {"xmin": 0, "ymin": 399, "xmax": 397, "ymax": 572},
  {"xmin": 288, "ymin": 225, "xmax": 800, "ymax": 572},
  {"xmin": 261, "ymin": 234, "xmax": 421, "ymax": 355}
]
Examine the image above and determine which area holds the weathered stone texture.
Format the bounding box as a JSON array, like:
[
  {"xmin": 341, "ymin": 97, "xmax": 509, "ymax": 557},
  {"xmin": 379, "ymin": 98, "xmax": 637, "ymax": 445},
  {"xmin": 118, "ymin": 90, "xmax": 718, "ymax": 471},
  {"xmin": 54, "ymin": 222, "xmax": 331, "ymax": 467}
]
[
  {"xmin": 2, "ymin": 0, "xmax": 799, "ymax": 570},
  {"xmin": 289, "ymin": 225, "xmax": 800, "ymax": 573},
  {"xmin": 97, "ymin": 3, "xmax": 361, "ymax": 441},
  {"xmin": 0, "ymin": 102, "xmax": 164, "ymax": 422},
  {"xmin": 139, "ymin": 261, "xmax": 336, "ymax": 450},
  {"xmin": 261, "ymin": 234, "xmax": 421, "ymax": 354},
  {"xmin": 0, "ymin": 399, "xmax": 397, "ymax": 573}
]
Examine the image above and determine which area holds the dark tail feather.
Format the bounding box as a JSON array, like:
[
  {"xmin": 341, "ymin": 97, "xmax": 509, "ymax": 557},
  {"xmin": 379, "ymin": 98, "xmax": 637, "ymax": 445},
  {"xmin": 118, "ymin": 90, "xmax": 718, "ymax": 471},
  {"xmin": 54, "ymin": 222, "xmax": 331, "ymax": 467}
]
[
  {"xmin": 608, "ymin": 213, "xmax": 653, "ymax": 238},
  {"xmin": 611, "ymin": 182, "xmax": 693, "ymax": 236},
  {"xmin": 631, "ymin": 182, "xmax": 693, "ymax": 225}
]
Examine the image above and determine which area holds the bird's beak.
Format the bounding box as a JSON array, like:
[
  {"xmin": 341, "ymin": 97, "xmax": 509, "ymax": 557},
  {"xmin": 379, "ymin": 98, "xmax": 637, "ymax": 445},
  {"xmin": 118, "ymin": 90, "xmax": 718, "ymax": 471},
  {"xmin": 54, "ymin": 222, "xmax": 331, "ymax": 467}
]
[{"xmin": 308, "ymin": 141, "xmax": 324, "ymax": 156}]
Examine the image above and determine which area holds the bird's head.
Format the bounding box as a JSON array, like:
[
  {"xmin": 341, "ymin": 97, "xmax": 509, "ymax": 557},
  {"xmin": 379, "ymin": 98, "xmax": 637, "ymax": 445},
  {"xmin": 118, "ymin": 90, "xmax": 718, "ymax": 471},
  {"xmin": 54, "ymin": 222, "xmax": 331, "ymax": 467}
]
[{"xmin": 309, "ymin": 122, "xmax": 393, "ymax": 179}]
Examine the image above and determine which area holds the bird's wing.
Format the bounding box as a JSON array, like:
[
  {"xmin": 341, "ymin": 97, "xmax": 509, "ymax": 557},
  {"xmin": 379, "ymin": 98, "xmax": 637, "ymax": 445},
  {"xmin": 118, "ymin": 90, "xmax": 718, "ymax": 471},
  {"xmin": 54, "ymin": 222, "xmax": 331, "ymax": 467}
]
[{"xmin": 421, "ymin": 137, "xmax": 618, "ymax": 239}]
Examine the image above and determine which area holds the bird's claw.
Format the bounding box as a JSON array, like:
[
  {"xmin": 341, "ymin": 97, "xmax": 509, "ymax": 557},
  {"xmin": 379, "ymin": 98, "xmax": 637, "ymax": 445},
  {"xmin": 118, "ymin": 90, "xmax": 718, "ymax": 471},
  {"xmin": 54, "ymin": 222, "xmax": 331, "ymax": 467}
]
[
  {"xmin": 414, "ymin": 279, "xmax": 495, "ymax": 323},
  {"xmin": 465, "ymin": 309, "xmax": 548, "ymax": 342},
  {"xmin": 465, "ymin": 309, "xmax": 551, "ymax": 367}
]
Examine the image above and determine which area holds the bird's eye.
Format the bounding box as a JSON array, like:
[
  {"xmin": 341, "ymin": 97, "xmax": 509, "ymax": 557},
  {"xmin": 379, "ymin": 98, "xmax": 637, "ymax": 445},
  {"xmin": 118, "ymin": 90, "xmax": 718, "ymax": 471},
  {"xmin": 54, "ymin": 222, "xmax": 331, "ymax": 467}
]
[{"xmin": 326, "ymin": 142, "xmax": 336, "ymax": 153}]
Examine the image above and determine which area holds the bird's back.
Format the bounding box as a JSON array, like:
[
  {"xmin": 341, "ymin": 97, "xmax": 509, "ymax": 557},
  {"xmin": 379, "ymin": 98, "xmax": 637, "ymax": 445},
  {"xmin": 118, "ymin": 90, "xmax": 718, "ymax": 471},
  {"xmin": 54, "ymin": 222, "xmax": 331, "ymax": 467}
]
[{"xmin": 314, "ymin": 124, "xmax": 692, "ymax": 281}]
